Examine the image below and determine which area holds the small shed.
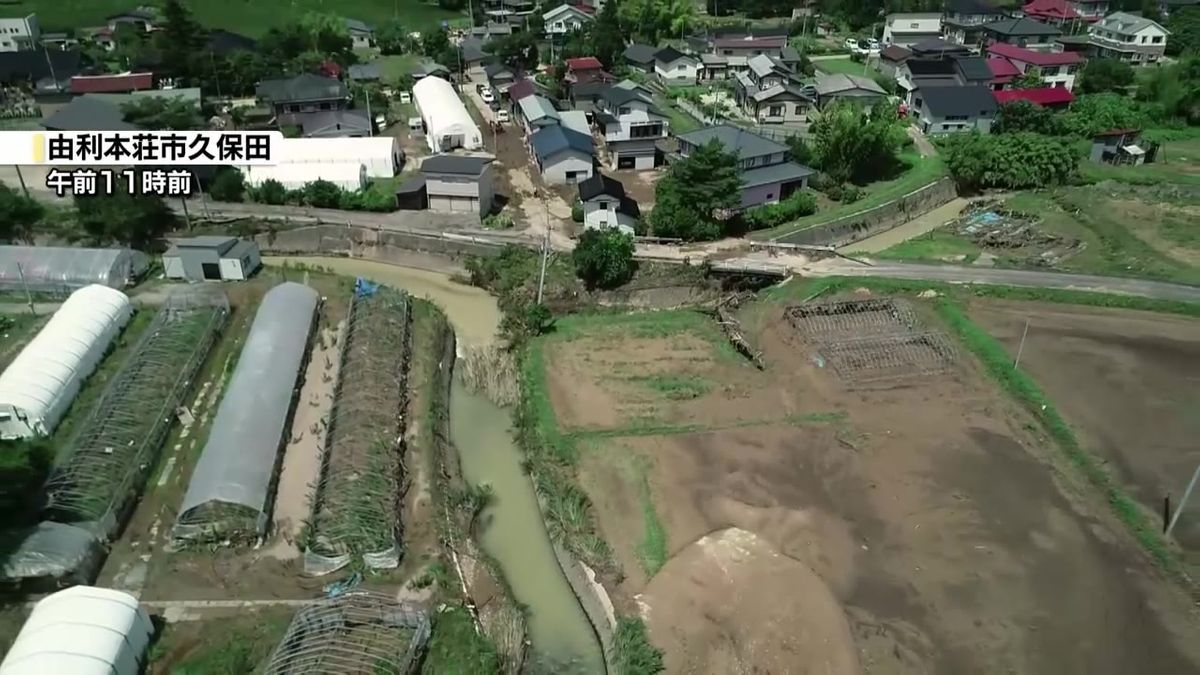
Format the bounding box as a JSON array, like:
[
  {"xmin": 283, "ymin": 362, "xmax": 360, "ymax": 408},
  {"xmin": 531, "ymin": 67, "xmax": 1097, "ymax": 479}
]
[
  {"xmin": 163, "ymin": 236, "xmax": 262, "ymax": 282},
  {"xmin": 0, "ymin": 585, "xmax": 154, "ymax": 675}
]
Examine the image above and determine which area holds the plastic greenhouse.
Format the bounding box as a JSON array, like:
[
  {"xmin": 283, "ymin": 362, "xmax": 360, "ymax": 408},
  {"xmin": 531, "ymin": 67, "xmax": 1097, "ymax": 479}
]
[
  {"xmin": 412, "ymin": 76, "xmax": 483, "ymax": 154},
  {"xmin": 173, "ymin": 282, "xmax": 319, "ymax": 544},
  {"xmin": 0, "ymin": 285, "xmax": 133, "ymax": 439},
  {"xmin": 0, "ymin": 246, "xmax": 148, "ymax": 293}
]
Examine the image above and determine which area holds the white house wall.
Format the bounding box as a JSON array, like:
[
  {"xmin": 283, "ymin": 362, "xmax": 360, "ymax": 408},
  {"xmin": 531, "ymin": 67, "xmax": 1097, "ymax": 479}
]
[{"xmin": 540, "ymin": 151, "xmax": 594, "ymax": 184}]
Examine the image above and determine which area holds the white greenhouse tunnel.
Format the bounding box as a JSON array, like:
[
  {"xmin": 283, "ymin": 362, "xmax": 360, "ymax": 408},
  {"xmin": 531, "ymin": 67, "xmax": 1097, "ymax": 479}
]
[
  {"xmin": 0, "ymin": 284, "xmax": 133, "ymax": 440},
  {"xmin": 0, "ymin": 585, "xmax": 154, "ymax": 675},
  {"xmin": 412, "ymin": 75, "xmax": 484, "ymax": 154}
]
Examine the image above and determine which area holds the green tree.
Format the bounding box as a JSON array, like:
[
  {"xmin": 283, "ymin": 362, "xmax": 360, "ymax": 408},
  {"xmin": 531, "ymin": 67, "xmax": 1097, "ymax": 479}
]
[
  {"xmin": 303, "ymin": 179, "xmax": 343, "ymax": 208},
  {"xmin": 0, "ymin": 182, "xmax": 44, "ymax": 243},
  {"xmin": 572, "ymin": 228, "xmax": 636, "ymax": 289},
  {"xmin": 992, "ymin": 100, "xmax": 1058, "ymax": 134},
  {"xmin": 376, "ymin": 19, "xmax": 410, "ymax": 55},
  {"xmin": 810, "ymin": 101, "xmax": 905, "ymax": 184},
  {"xmin": 1058, "ymin": 92, "xmax": 1151, "ymax": 136},
  {"xmin": 1167, "ymin": 7, "xmax": 1200, "ymax": 56},
  {"xmin": 593, "ymin": 0, "xmax": 626, "ymax": 67},
  {"xmin": 209, "ymin": 167, "xmax": 246, "ymax": 202},
  {"xmin": 256, "ymin": 178, "xmax": 287, "ymax": 205},
  {"xmin": 1011, "ymin": 70, "xmax": 1043, "ymax": 89},
  {"xmin": 785, "ymin": 135, "xmax": 814, "ymax": 166},
  {"xmin": 0, "ymin": 439, "xmax": 53, "ymax": 525},
  {"xmin": 1137, "ymin": 56, "xmax": 1200, "ymax": 124},
  {"xmin": 155, "ymin": 0, "xmax": 206, "ymax": 80},
  {"xmin": 649, "ymin": 139, "xmax": 740, "ymax": 241},
  {"xmin": 299, "ymin": 12, "xmax": 354, "ymax": 64},
  {"xmin": 121, "ymin": 97, "xmax": 204, "ymax": 130},
  {"xmin": 1078, "ymin": 58, "xmax": 1135, "ymax": 94},
  {"xmin": 487, "ymin": 32, "xmax": 540, "ymax": 70},
  {"xmin": 422, "ymin": 27, "xmax": 452, "ymax": 59},
  {"xmin": 945, "ymin": 132, "xmax": 1079, "ymax": 191},
  {"xmin": 74, "ymin": 173, "xmax": 178, "ymax": 249}
]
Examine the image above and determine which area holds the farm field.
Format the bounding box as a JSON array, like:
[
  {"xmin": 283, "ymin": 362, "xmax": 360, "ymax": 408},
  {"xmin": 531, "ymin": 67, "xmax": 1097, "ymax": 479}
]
[
  {"xmin": 5, "ymin": 0, "xmax": 460, "ymax": 35},
  {"xmin": 876, "ymin": 181, "xmax": 1200, "ymax": 285},
  {"xmin": 968, "ymin": 299, "xmax": 1200, "ymax": 555},
  {"xmin": 530, "ymin": 296, "xmax": 1200, "ymax": 673}
]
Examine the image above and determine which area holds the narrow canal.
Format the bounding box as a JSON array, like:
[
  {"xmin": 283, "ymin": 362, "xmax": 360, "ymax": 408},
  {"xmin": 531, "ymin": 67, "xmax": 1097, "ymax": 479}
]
[{"xmin": 267, "ymin": 257, "xmax": 604, "ymax": 672}]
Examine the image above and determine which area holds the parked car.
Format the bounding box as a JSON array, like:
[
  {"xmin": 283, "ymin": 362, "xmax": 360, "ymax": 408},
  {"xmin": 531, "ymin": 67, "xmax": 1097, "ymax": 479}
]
[
  {"xmin": 481, "ymin": 88, "xmax": 495, "ymax": 103},
  {"xmin": 475, "ymin": 83, "xmax": 486, "ymax": 93},
  {"xmin": 865, "ymin": 38, "xmax": 880, "ymax": 50},
  {"xmin": 843, "ymin": 37, "xmax": 860, "ymax": 51},
  {"xmin": 495, "ymin": 108, "xmax": 510, "ymax": 123}
]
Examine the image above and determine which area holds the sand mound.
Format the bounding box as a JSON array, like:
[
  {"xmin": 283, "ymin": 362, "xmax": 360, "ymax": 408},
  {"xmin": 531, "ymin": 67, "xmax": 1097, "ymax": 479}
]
[{"xmin": 640, "ymin": 527, "xmax": 860, "ymax": 675}]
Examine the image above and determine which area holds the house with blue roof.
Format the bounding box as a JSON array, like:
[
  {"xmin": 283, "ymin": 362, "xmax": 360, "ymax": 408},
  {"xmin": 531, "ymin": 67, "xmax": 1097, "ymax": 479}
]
[{"xmin": 530, "ymin": 125, "xmax": 595, "ymax": 184}]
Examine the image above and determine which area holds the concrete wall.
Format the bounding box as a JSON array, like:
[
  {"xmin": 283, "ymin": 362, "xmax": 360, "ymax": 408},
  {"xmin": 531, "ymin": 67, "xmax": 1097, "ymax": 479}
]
[
  {"xmin": 255, "ymin": 224, "xmax": 504, "ymax": 262},
  {"xmin": 776, "ymin": 176, "xmax": 957, "ymax": 246}
]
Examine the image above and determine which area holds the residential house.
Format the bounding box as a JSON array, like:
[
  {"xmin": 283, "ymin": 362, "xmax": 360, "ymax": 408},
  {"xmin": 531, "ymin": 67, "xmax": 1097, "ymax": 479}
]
[
  {"xmin": 878, "ymin": 45, "xmax": 914, "ymax": 78},
  {"xmin": 1021, "ymin": 0, "xmax": 1081, "ymax": 27},
  {"xmin": 1089, "ymin": 127, "xmax": 1146, "ymax": 164},
  {"xmin": 987, "ymin": 55, "xmax": 1023, "ymax": 89},
  {"xmin": 0, "ymin": 14, "xmax": 39, "ymax": 52},
  {"xmin": 699, "ymin": 54, "xmax": 730, "ymax": 81},
  {"xmin": 256, "ymin": 73, "xmax": 350, "ymax": 126},
  {"xmin": 69, "ymin": 71, "xmax": 153, "ymax": 94},
  {"xmin": 344, "ymin": 19, "xmax": 374, "ymax": 49},
  {"xmin": 566, "ymin": 56, "xmax": 611, "ymax": 84},
  {"xmin": 1089, "ymin": 12, "xmax": 1169, "ymax": 65},
  {"xmin": 483, "ymin": 0, "xmax": 537, "ymax": 26},
  {"xmin": 568, "ymin": 80, "xmax": 608, "ymax": 110},
  {"xmin": 0, "ymin": 48, "xmax": 82, "ymax": 92},
  {"xmin": 348, "ymin": 62, "xmax": 382, "ymax": 83},
  {"xmin": 987, "ymin": 42, "xmax": 1082, "ymax": 89},
  {"xmin": 882, "ymin": 13, "xmax": 943, "ymax": 47},
  {"xmin": 39, "ymin": 32, "xmax": 79, "ymax": 50},
  {"xmin": 811, "ymin": 73, "xmax": 887, "ymax": 109},
  {"xmin": 485, "ymin": 62, "xmax": 518, "ymax": 92},
  {"xmin": 293, "ymin": 109, "xmax": 373, "ymax": 138},
  {"xmin": 623, "ymin": 44, "xmax": 659, "ymax": 73},
  {"xmin": 733, "ymin": 54, "xmax": 812, "ymax": 125},
  {"xmin": 207, "ymin": 29, "xmax": 256, "ymax": 56},
  {"xmin": 530, "ymin": 125, "xmax": 594, "ymax": 184},
  {"xmin": 993, "ymin": 86, "xmax": 1075, "ymax": 109},
  {"xmin": 897, "ymin": 55, "xmax": 992, "ymax": 106},
  {"xmin": 469, "ymin": 21, "xmax": 514, "ymax": 39},
  {"xmin": 42, "ymin": 96, "xmax": 139, "ymax": 131},
  {"xmin": 105, "ymin": 9, "xmax": 157, "ymax": 32},
  {"xmin": 594, "ymin": 85, "xmax": 668, "ymax": 170},
  {"xmin": 578, "ymin": 173, "xmax": 639, "ymax": 235},
  {"xmin": 980, "ymin": 17, "xmax": 1062, "ymax": 51},
  {"xmin": 518, "ymin": 94, "xmax": 561, "ymax": 135},
  {"xmin": 653, "ymin": 47, "xmax": 698, "ymax": 84},
  {"xmin": 1069, "ymin": 0, "xmax": 1110, "ymax": 21},
  {"xmin": 505, "ymin": 77, "xmax": 539, "ymax": 114},
  {"xmin": 460, "ymin": 36, "xmax": 489, "ymax": 72},
  {"xmin": 943, "ymin": 0, "xmax": 1007, "ymax": 47},
  {"xmin": 543, "ymin": 4, "xmax": 592, "ymax": 36},
  {"xmin": 1159, "ymin": 0, "xmax": 1199, "ymax": 18},
  {"xmin": 908, "ymin": 38, "xmax": 974, "ymax": 58},
  {"xmin": 412, "ymin": 61, "xmax": 450, "ymax": 80},
  {"xmin": 912, "ymin": 85, "xmax": 997, "ymax": 133},
  {"xmin": 675, "ymin": 125, "xmax": 814, "ymax": 210},
  {"xmin": 710, "ymin": 34, "xmax": 789, "ymax": 73},
  {"xmin": 779, "ymin": 46, "xmax": 805, "ymax": 72},
  {"xmin": 421, "ymin": 154, "xmax": 496, "ymax": 215}
]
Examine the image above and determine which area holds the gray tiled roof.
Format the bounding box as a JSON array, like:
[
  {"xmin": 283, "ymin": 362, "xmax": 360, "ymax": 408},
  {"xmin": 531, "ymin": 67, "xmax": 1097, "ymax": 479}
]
[
  {"xmin": 981, "ymin": 17, "xmax": 1061, "ymax": 37},
  {"xmin": 919, "ymin": 85, "xmax": 998, "ymax": 118},
  {"xmin": 814, "ymin": 73, "xmax": 886, "ymax": 96},
  {"xmin": 257, "ymin": 74, "xmax": 348, "ymax": 103},
  {"xmin": 42, "ymin": 97, "xmax": 139, "ymax": 131},
  {"xmin": 676, "ymin": 125, "xmax": 787, "ymax": 160},
  {"xmin": 623, "ymin": 44, "xmax": 659, "ymax": 64},
  {"xmin": 421, "ymin": 154, "xmax": 493, "ymax": 175},
  {"xmin": 531, "ymin": 125, "xmax": 593, "ymax": 160},
  {"xmin": 348, "ymin": 62, "xmax": 382, "ymax": 81},
  {"xmin": 1095, "ymin": 11, "xmax": 1166, "ymax": 36},
  {"xmin": 741, "ymin": 161, "xmax": 815, "ymax": 189}
]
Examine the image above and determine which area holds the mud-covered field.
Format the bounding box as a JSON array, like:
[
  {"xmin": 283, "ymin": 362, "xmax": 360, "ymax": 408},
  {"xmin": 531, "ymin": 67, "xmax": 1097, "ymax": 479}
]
[{"xmin": 539, "ymin": 297, "xmax": 1200, "ymax": 673}]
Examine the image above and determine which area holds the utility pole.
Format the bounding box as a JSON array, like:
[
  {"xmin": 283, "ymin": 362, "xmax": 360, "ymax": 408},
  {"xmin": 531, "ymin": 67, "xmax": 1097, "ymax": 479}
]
[
  {"xmin": 1166, "ymin": 463, "xmax": 1200, "ymax": 539},
  {"xmin": 15, "ymin": 263, "xmax": 35, "ymax": 316},
  {"xmin": 180, "ymin": 195, "xmax": 192, "ymax": 230},
  {"xmin": 365, "ymin": 89, "xmax": 374, "ymax": 137},
  {"xmin": 13, "ymin": 165, "xmax": 28, "ymax": 198},
  {"xmin": 535, "ymin": 192, "xmax": 550, "ymax": 304},
  {"xmin": 1013, "ymin": 318, "xmax": 1030, "ymax": 368}
]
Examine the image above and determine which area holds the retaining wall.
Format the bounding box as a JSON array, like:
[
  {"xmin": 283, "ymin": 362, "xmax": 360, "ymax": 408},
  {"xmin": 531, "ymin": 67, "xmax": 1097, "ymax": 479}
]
[
  {"xmin": 775, "ymin": 176, "xmax": 957, "ymax": 247},
  {"xmin": 255, "ymin": 224, "xmax": 505, "ymax": 262}
]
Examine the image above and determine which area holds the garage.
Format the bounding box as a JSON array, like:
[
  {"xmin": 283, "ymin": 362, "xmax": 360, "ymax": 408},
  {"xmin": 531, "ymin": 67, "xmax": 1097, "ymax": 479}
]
[
  {"xmin": 617, "ymin": 155, "xmax": 636, "ymax": 169},
  {"xmin": 429, "ymin": 195, "xmax": 479, "ymax": 212}
]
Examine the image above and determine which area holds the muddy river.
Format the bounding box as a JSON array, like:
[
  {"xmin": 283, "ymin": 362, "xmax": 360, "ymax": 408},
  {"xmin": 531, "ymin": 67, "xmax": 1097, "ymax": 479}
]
[{"xmin": 266, "ymin": 257, "xmax": 603, "ymax": 671}]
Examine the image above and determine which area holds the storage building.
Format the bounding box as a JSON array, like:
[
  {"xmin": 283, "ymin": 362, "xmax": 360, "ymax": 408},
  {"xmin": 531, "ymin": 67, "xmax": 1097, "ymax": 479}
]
[
  {"xmin": 0, "ymin": 285, "xmax": 132, "ymax": 439},
  {"xmin": 0, "ymin": 246, "xmax": 147, "ymax": 292},
  {"xmin": 173, "ymin": 282, "xmax": 319, "ymax": 543},
  {"xmin": 0, "ymin": 585, "xmax": 154, "ymax": 675},
  {"xmin": 420, "ymin": 154, "xmax": 496, "ymax": 216},
  {"xmin": 412, "ymin": 76, "xmax": 483, "ymax": 153},
  {"xmin": 163, "ymin": 236, "xmax": 262, "ymax": 282},
  {"xmin": 274, "ymin": 137, "xmax": 404, "ymax": 178},
  {"xmin": 242, "ymin": 161, "xmax": 368, "ymax": 192}
]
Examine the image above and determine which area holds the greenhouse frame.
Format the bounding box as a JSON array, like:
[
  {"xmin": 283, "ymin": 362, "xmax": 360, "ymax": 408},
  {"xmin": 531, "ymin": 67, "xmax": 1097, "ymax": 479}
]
[
  {"xmin": 173, "ymin": 282, "xmax": 319, "ymax": 544},
  {"xmin": 0, "ymin": 284, "xmax": 133, "ymax": 440},
  {"xmin": 44, "ymin": 287, "xmax": 229, "ymax": 536},
  {"xmin": 0, "ymin": 246, "xmax": 148, "ymax": 293},
  {"xmin": 304, "ymin": 285, "xmax": 412, "ymax": 575},
  {"xmin": 263, "ymin": 592, "xmax": 430, "ymax": 675}
]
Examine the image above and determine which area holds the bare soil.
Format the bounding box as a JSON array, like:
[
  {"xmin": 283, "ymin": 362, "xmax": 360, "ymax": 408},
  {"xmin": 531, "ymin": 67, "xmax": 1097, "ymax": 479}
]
[
  {"xmin": 546, "ymin": 300, "xmax": 1200, "ymax": 673},
  {"xmin": 968, "ymin": 299, "xmax": 1200, "ymax": 552}
]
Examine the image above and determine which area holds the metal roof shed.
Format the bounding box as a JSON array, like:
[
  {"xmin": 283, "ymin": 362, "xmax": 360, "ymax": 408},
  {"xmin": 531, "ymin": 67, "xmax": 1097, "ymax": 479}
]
[
  {"xmin": 0, "ymin": 285, "xmax": 132, "ymax": 439},
  {"xmin": 0, "ymin": 585, "xmax": 154, "ymax": 675},
  {"xmin": 173, "ymin": 282, "xmax": 319, "ymax": 543},
  {"xmin": 412, "ymin": 76, "xmax": 483, "ymax": 154},
  {"xmin": 0, "ymin": 246, "xmax": 148, "ymax": 292}
]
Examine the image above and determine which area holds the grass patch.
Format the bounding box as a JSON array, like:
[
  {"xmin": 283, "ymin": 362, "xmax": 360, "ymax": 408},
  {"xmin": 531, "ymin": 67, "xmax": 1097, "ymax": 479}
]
[
  {"xmin": 629, "ymin": 374, "xmax": 710, "ymax": 400},
  {"xmin": 422, "ymin": 605, "xmax": 501, "ymax": 675},
  {"xmin": 652, "ymin": 93, "xmax": 702, "ymax": 134},
  {"xmin": 372, "ymin": 53, "xmax": 420, "ymax": 85},
  {"xmin": 876, "ymin": 229, "xmax": 982, "ymax": 263},
  {"xmin": 147, "ymin": 607, "xmax": 294, "ymax": 674},
  {"xmin": 634, "ymin": 457, "xmax": 667, "ymax": 576},
  {"xmin": 552, "ymin": 310, "xmax": 741, "ymax": 363},
  {"xmin": 9, "ymin": 0, "xmax": 460, "ymax": 35},
  {"xmin": 752, "ymin": 152, "xmax": 948, "ymax": 240},
  {"xmin": 613, "ymin": 616, "xmax": 665, "ymax": 675},
  {"xmin": 814, "ymin": 56, "xmax": 871, "ymax": 76}
]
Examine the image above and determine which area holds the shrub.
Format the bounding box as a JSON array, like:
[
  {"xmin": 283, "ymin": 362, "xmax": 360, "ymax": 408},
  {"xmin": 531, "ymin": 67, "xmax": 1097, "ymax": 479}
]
[
  {"xmin": 303, "ymin": 179, "xmax": 343, "ymax": 208},
  {"xmin": 570, "ymin": 200, "xmax": 583, "ymax": 223},
  {"xmin": 209, "ymin": 167, "xmax": 245, "ymax": 202},
  {"xmin": 841, "ymin": 185, "xmax": 864, "ymax": 204},
  {"xmin": 945, "ymin": 132, "xmax": 1080, "ymax": 191},
  {"xmin": 483, "ymin": 213, "xmax": 515, "ymax": 229},
  {"xmin": 741, "ymin": 190, "xmax": 817, "ymax": 230},
  {"xmin": 255, "ymin": 178, "xmax": 286, "ymax": 205},
  {"xmin": 572, "ymin": 227, "xmax": 636, "ymax": 289}
]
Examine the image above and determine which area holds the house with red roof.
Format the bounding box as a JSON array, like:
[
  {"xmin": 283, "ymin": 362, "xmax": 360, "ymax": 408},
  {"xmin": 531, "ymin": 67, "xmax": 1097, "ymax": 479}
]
[
  {"xmin": 986, "ymin": 42, "xmax": 1082, "ymax": 90},
  {"xmin": 986, "ymin": 56, "xmax": 1023, "ymax": 89},
  {"xmin": 565, "ymin": 56, "xmax": 613, "ymax": 84},
  {"xmin": 1021, "ymin": 0, "xmax": 1080, "ymax": 25},
  {"xmin": 993, "ymin": 86, "xmax": 1075, "ymax": 108},
  {"xmin": 69, "ymin": 72, "xmax": 153, "ymax": 94}
]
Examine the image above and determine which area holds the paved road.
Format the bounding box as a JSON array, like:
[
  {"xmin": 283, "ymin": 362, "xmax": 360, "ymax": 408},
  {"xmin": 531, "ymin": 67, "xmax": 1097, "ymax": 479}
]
[{"xmin": 812, "ymin": 260, "xmax": 1200, "ymax": 303}]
